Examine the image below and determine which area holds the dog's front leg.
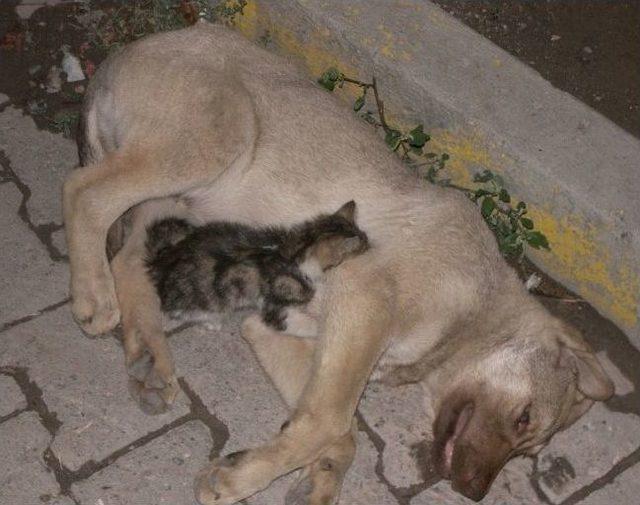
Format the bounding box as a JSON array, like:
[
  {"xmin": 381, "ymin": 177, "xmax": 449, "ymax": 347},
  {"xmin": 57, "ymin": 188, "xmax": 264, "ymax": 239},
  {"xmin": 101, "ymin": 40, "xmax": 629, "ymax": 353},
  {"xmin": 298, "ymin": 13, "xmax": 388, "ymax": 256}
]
[
  {"xmin": 195, "ymin": 268, "xmax": 393, "ymax": 504},
  {"xmin": 241, "ymin": 315, "xmax": 358, "ymax": 505}
]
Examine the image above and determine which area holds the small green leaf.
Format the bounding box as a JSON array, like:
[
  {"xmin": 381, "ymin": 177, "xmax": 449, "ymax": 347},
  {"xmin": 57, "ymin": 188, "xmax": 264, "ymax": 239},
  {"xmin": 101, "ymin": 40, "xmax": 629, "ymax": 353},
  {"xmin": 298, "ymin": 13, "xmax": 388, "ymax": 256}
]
[
  {"xmin": 408, "ymin": 124, "xmax": 429, "ymax": 148},
  {"xmin": 525, "ymin": 231, "xmax": 550, "ymax": 250},
  {"xmin": 385, "ymin": 129, "xmax": 403, "ymax": 150},
  {"xmin": 318, "ymin": 67, "xmax": 344, "ymax": 91},
  {"xmin": 516, "ymin": 201, "xmax": 527, "ymax": 211},
  {"xmin": 520, "ymin": 217, "xmax": 534, "ymax": 230},
  {"xmin": 481, "ymin": 196, "xmax": 496, "ymax": 218},
  {"xmin": 499, "ymin": 188, "xmax": 511, "ymax": 203},
  {"xmin": 353, "ymin": 94, "xmax": 365, "ymax": 111},
  {"xmin": 441, "ymin": 153, "xmax": 450, "ymax": 161},
  {"xmin": 474, "ymin": 170, "xmax": 494, "ymax": 183},
  {"xmin": 496, "ymin": 218, "xmax": 512, "ymax": 237}
]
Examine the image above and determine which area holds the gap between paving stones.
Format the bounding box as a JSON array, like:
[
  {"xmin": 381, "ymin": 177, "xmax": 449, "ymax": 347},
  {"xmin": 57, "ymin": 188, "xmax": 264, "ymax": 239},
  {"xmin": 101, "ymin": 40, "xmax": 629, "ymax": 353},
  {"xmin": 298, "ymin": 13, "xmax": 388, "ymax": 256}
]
[
  {"xmin": 0, "ymin": 362, "xmax": 230, "ymax": 504},
  {"xmin": 0, "ymin": 297, "xmax": 69, "ymax": 333},
  {"xmin": 355, "ymin": 411, "xmax": 436, "ymax": 504},
  {"xmin": 558, "ymin": 445, "xmax": 640, "ymax": 505},
  {"xmin": 0, "ymin": 148, "xmax": 66, "ymax": 262}
]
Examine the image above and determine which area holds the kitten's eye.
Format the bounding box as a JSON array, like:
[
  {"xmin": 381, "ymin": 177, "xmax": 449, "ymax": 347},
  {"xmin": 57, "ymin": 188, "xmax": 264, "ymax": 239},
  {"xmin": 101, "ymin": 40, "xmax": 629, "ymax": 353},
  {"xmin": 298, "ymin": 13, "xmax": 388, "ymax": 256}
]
[{"xmin": 515, "ymin": 407, "xmax": 531, "ymax": 433}]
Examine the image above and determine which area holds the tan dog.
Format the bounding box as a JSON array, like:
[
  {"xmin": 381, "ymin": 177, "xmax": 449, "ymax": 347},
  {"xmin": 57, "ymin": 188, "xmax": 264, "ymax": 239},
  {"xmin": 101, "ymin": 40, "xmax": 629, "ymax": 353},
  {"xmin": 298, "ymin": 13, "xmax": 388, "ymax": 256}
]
[{"xmin": 63, "ymin": 22, "xmax": 614, "ymax": 504}]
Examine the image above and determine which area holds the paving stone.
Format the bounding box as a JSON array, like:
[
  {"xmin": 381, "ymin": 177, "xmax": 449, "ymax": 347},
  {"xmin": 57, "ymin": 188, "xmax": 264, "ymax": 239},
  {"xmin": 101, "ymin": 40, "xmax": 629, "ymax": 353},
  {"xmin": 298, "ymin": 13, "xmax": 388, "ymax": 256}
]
[
  {"xmin": 41, "ymin": 495, "xmax": 75, "ymax": 505},
  {"xmin": 358, "ymin": 381, "xmax": 431, "ymax": 488},
  {"xmin": 412, "ymin": 456, "xmax": 543, "ymax": 504},
  {"xmin": 171, "ymin": 319, "xmax": 288, "ymax": 454},
  {"xmin": 0, "ymin": 306, "xmax": 189, "ymax": 472},
  {"xmin": 580, "ymin": 460, "xmax": 640, "ymax": 505},
  {"xmin": 0, "ymin": 184, "xmax": 68, "ymax": 324},
  {"xmin": 339, "ymin": 431, "xmax": 400, "ymax": 504},
  {"xmin": 534, "ymin": 402, "xmax": 640, "ymax": 503},
  {"xmin": 0, "ymin": 411, "xmax": 60, "ymax": 503},
  {"xmin": 0, "ymin": 374, "xmax": 27, "ymax": 416},
  {"xmin": 0, "ymin": 106, "xmax": 76, "ymax": 226},
  {"xmin": 73, "ymin": 420, "xmax": 211, "ymax": 505}
]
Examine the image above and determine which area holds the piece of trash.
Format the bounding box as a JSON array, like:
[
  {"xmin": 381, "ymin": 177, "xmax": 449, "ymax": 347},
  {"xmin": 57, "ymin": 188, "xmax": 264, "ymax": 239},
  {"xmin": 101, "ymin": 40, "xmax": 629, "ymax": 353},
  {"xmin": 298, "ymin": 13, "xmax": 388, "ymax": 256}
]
[
  {"xmin": 46, "ymin": 66, "xmax": 62, "ymax": 93},
  {"xmin": 550, "ymin": 34, "xmax": 561, "ymax": 42},
  {"xmin": 525, "ymin": 273, "xmax": 542, "ymax": 291},
  {"xmin": 583, "ymin": 46, "xmax": 593, "ymax": 54},
  {"xmin": 61, "ymin": 46, "xmax": 86, "ymax": 82}
]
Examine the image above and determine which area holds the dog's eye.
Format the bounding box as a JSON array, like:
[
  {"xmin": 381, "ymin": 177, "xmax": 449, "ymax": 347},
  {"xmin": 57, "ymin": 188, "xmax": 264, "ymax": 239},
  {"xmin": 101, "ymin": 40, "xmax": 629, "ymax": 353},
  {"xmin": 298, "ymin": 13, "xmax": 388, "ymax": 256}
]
[{"xmin": 515, "ymin": 407, "xmax": 531, "ymax": 433}]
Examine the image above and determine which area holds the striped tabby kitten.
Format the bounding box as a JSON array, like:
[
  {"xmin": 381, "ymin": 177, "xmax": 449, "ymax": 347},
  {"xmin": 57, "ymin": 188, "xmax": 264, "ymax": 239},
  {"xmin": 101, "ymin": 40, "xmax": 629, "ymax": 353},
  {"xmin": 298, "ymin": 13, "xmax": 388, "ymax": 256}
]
[{"xmin": 145, "ymin": 201, "xmax": 368, "ymax": 331}]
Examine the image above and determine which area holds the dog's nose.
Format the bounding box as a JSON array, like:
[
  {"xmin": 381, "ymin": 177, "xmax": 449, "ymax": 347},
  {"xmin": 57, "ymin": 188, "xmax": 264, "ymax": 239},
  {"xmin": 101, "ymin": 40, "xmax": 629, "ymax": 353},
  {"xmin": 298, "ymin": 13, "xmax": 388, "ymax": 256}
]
[{"xmin": 452, "ymin": 466, "xmax": 491, "ymax": 502}]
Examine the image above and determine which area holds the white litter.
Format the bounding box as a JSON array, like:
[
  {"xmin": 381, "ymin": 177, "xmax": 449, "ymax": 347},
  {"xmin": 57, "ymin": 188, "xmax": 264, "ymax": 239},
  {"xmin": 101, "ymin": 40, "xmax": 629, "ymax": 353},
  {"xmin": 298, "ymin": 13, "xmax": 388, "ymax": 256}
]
[
  {"xmin": 525, "ymin": 273, "xmax": 542, "ymax": 292},
  {"xmin": 61, "ymin": 45, "xmax": 85, "ymax": 82}
]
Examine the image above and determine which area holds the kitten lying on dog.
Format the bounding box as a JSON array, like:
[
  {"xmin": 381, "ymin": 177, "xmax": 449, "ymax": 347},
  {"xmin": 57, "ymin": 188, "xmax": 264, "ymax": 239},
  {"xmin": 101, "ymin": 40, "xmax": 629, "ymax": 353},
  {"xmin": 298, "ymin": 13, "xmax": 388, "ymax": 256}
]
[{"xmin": 145, "ymin": 201, "xmax": 368, "ymax": 331}]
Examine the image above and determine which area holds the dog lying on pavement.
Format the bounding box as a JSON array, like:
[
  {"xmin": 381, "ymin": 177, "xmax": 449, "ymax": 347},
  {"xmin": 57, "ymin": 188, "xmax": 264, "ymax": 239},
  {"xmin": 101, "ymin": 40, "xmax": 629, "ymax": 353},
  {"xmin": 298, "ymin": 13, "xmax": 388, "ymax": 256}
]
[{"xmin": 63, "ymin": 22, "xmax": 614, "ymax": 504}]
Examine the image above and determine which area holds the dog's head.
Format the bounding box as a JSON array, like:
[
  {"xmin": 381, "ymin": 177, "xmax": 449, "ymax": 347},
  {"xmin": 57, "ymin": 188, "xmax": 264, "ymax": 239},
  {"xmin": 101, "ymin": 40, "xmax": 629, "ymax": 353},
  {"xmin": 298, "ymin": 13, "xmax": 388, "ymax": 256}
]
[{"xmin": 432, "ymin": 323, "xmax": 614, "ymax": 501}]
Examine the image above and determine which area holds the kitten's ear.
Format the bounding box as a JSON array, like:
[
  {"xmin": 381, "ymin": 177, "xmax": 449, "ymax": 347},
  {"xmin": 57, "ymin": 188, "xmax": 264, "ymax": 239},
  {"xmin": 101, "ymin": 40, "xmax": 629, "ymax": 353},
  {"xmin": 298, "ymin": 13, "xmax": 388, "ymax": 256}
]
[
  {"xmin": 335, "ymin": 200, "xmax": 357, "ymax": 222},
  {"xmin": 272, "ymin": 274, "xmax": 313, "ymax": 303}
]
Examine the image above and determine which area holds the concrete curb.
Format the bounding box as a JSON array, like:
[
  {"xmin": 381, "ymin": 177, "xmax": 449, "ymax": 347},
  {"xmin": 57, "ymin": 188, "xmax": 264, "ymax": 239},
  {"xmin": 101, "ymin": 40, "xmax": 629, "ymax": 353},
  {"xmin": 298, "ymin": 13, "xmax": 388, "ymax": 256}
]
[{"xmin": 231, "ymin": 0, "xmax": 640, "ymax": 343}]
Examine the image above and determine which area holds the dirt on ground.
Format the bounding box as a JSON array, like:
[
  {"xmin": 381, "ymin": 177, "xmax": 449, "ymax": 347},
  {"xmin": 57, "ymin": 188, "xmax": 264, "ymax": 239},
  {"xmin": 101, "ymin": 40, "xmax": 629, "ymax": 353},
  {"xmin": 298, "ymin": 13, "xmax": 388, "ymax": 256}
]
[{"xmin": 432, "ymin": 0, "xmax": 640, "ymax": 138}]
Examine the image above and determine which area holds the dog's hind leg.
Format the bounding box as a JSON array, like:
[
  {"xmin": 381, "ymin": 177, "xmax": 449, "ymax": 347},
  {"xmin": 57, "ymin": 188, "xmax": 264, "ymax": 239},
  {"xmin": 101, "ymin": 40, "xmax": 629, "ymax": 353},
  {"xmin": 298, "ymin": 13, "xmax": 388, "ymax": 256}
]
[
  {"xmin": 64, "ymin": 77, "xmax": 257, "ymax": 337},
  {"xmin": 195, "ymin": 264, "xmax": 393, "ymax": 504},
  {"xmin": 110, "ymin": 197, "xmax": 189, "ymax": 414},
  {"xmin": 241, "ymin": 315, "xmax": 357, "ymax": 505}
]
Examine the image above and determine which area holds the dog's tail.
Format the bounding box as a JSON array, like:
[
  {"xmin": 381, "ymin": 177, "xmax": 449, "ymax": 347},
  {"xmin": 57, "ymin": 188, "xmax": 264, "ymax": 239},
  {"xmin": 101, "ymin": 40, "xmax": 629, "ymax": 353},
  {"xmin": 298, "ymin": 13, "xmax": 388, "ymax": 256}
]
[{"xmin": 145, "ymin": 218, "xmax": 195, "ymax": 259}]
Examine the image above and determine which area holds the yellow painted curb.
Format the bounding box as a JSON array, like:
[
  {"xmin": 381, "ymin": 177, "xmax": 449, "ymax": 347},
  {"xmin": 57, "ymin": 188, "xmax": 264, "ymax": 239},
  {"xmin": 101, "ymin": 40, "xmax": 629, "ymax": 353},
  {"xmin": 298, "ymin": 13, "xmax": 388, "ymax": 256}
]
[{"xmin": 233, "ymin": 0, "xmax": 639, "ymax": 331}]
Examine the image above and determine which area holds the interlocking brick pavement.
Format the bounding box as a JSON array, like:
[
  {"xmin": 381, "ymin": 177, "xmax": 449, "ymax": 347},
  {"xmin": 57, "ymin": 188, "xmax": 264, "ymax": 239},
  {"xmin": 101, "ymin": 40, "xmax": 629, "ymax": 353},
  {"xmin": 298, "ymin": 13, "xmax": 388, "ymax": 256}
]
[{"xmin": 1, "ymin": 4, "xmax": 639, "ymax": 504}]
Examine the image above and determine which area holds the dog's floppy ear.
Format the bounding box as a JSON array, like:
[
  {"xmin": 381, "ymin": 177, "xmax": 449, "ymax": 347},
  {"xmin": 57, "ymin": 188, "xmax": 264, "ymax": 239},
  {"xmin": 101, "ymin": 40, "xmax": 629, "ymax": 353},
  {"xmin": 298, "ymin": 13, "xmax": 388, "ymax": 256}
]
[
  {"xmin": 334, "ymin": 200, "xmax": 356, "ymax": 223},
  {"xmin": 556, "ymin": 326, "xmax": 614, "ymax": 401}
]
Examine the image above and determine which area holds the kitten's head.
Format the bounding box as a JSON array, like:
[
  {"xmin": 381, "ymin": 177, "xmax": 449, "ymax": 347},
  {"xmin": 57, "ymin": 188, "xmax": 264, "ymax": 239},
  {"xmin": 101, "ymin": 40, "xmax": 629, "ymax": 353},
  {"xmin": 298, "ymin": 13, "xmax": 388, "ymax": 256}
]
[{"xmin": 297, "ymin": 200, "xmax": 369, "ymax": 271}]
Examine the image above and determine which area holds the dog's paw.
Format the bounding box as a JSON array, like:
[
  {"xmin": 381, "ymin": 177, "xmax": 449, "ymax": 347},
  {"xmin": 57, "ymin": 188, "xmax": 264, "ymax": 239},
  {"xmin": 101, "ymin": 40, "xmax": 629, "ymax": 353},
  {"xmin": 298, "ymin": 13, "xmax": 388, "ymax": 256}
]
[
  {"xmin": 285, "ymin": 458, "xmax": 343, "ymax": 505},
  {"xmin": 71, "ymin": 271, "xmax": 120, "ymax": 335},
  {"xmin": 127, "ymin": 350, "xmax": 178, "ymax": 415},
  {"xmin": 194, "ymin": 451, "xmax": 270, "ymax": 505}
]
